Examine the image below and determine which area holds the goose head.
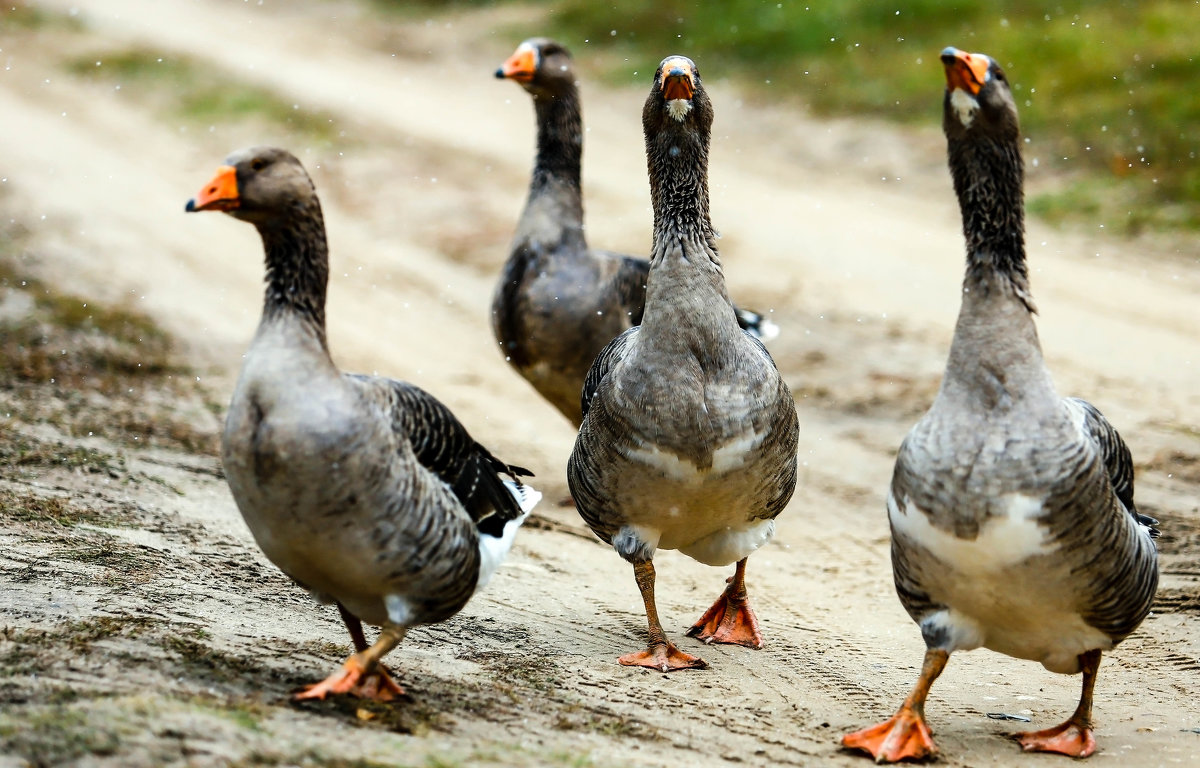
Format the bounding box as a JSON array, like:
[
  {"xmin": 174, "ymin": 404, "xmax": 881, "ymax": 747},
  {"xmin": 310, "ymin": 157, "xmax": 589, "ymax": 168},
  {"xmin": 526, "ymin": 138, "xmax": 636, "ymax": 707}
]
[
  {"xmin": 642, "ymin": 54, "xmax": 714, "ymax": 173},
  {"xmin": 643, "ymin": 55, "xmax": 712, "ymax": 132},
  {"xmin": 185, "ymin": 146, "xmax": 317, "ymax": 227},
  {"xmin": 495, "ymin": 38, "xmax": 576, "ymax": 99},
  {"xmin": 941, "ymin": 47, "xmax": 1019, "ymax": 142}
]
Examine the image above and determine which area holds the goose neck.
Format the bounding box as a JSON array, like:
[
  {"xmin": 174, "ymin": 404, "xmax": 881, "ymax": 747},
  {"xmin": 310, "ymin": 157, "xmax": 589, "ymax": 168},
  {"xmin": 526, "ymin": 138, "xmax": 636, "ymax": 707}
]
[
  {"xmin": 531, "ymin": 87, "xmax": 583, "ymax": 192},
  {"xmin": 257, "ymin": 199, "xmax": 329, "ymax": 344},
  {"xmin": 948, "ymin": 136, "xmax": 1033, "ymax": 310},
  {"xmin": 647, "ymin": 135, "xmax": 717, "ymax": 258}
]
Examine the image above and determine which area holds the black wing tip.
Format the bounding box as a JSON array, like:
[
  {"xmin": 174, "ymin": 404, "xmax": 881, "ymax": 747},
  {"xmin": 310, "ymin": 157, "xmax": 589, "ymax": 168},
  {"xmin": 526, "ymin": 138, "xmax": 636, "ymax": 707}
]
[
  {"xmin": 1135, "ymin": 512, "xmax": 1161, "ymax": 538},
  {"xmin": 481, "ymin": 450, "xmax": 534, "ymax": 480}
]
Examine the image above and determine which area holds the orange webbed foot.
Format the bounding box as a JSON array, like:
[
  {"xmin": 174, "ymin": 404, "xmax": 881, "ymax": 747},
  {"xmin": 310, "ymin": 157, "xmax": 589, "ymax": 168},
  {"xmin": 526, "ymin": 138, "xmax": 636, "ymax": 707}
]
[
  {"xmin": 293, "ymin": 656, "xmax": 405, "ymax": 702},
  {"xmin": 349, "ymin": 666, "xmax": 405, "ymax": 701},
  {"xmin": 686, "ymin": 582, "xmax": 764, "ymax": 648},
  {"xmin": 1013, "ymin": 721, "xmax": 1096, "ymax": 758},
  {"xmin": 619, "ymin": 642, "xmax": 708, "ymax": 672},
  {"xmin": 842, "ymin": 708, "xmax": 938, "ymax": 763}
]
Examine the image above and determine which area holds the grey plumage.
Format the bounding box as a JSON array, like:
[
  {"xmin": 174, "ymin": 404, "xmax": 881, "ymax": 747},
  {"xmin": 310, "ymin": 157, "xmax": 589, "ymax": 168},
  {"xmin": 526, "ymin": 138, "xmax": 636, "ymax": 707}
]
[
  {"xmin": 188, "ymin": 146, "xmax": 538, "ymax": 699},
  {"xmin": 1067, "ymin": 396, "xmax": 1157, "ymax": 533},
  {"xmin": 844, "ymin": 48, "xmax": 1158, "ymax": 762},
  {"xmin": 889, "ymin": 52, "xmax": 1158, "ymax": 670},
  {"xmin": 493, "ymin": 38, "xmax": 777, "ymax": 427},
  {"xmin": 566, "ymin": 56, "xmax": 798, "ymax": 670}
]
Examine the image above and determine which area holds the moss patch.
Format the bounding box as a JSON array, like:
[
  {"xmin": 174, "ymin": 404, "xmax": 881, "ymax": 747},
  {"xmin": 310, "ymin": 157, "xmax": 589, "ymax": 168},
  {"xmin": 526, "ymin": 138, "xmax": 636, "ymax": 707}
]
[
  {"xmin": 66, "ymin": 47, "xmax": 350, "ymax": 145},
  {"xmin": 533, "ymin": 0, "xmax": 1200, "ymax": 233},
  {"xmin": 0, "ymin": 1, "xmax": 86, "ymax": 33},
  {"xmin": 0, "ymin": 228, "xmax": 222, "ymax": 455}
]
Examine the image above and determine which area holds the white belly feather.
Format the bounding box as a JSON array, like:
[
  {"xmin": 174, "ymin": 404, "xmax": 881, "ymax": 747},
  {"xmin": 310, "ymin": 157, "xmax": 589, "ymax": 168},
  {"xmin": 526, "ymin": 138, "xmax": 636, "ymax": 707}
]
[
  {"xmin": 889, "ymin": 490, "xmax": 1111, "ymax": 672},
  {"xmin": 889, "ymin": 491, "xmax": 1052, "ymax": 571},
  {"xmin": 615, "ymin": 429, "xmax": 775, "ymax": 565}
]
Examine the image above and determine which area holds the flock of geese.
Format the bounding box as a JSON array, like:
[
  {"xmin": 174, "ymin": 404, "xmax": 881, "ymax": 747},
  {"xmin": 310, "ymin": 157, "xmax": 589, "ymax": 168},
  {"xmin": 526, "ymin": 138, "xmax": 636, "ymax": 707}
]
[{"xmin": 183, "ymin": 39, "xmax": 1160, "ymax": 762}]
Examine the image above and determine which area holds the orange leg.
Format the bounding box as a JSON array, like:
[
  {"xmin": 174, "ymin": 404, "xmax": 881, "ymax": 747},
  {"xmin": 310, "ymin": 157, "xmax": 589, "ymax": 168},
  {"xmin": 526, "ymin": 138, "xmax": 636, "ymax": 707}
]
[
  {"xmin": 686, "ymin": 558, "xmax": 763, "ymax": 648},
  {"xmin": 842, "ymin": 648, "xmax": 948, "ymax": 763},
  {"xmin": 1013, "ymin": 649, "xmax": 1101, "ymax": 758},
  {"xmin": 330, "ymin": 603, "xmax": 405, "ymax": 700},
  {"xmin": 619, "ymin": 560, "xmax": 708, "ymax": 672},
  {"xmin": 295, "ymin": 622, "xmax": 408, "ymax": 702}
]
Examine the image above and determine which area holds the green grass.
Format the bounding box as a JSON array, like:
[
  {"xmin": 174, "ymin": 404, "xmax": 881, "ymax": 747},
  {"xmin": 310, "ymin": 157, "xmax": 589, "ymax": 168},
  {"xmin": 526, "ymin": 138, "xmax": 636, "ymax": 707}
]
[
  {"xmin": 0, "ymin": 617, "xmax": 158, "ymax": 673},
  {"xmin": 0, "ymin": 1, "xmax": 86, "ymax": 32},
  {"xmin": 0, "ymin": 488, "xmax": 119, "ymax": 528},
  {"xmin": 483, "ymin": 0, "xmax": 1199, "ymax": 234},
  {"xmin": 65, "ymin": 48, "xmax": 348, "ymax": 144},
  {"xmin": 0, "ymin": 433, "xmax": 123, "ymax": 476},
  {"xmin": 0, "ymin": 707, "xmax": 123, "ymax": 764},
  {"xmin": 234, "ymin": 753, "xmax": 411, "ymax": 768},
  {"xmin": 0, "ymin": 226, "xmax": 223, "ymax": 454},
  {"xmin": 0, "ymin": 256, "xmax": 176, "ymax": 387},
  {"xmin": 158, "ymin": 636, "xmax": 271, "ymax": 685}
]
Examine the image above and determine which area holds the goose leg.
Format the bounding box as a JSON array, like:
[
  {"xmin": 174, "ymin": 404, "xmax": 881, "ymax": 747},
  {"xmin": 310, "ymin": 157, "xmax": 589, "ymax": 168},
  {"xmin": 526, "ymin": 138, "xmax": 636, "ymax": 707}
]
[
  {"xmin": 295, "ymin": 621, "xmax": 408, "ymax": 702},
  {"xmin": 330, "ymin": 603, "xmax": 405, "ymax": 701},
  {"xmin": 1012, "ymin": 649, "xmax": 1101, "ymax": 758},
  {"xmin": 338, "ymin": 602, "xmax": 371, "ymax": 653},
  {"xmin": 686, "ymin": 557, "xmax": 763, "ymax": 648},
  {"xmin": 842, "ymin": 648, "xmax": 948, "ymax": 762},
  {"xmin": 619, "ymin": 560, "xmax": 708, "ymax": 672}
]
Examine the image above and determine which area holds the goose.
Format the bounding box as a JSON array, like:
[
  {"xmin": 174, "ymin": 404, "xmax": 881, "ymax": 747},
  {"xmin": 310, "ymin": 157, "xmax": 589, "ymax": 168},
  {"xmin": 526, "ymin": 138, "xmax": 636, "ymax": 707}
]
[
  {"xmin": 841, "ymin": 48, "xmax": 1158, "ymax": 762},
  {"xmin": 494, "ymin": 38, "xmax": 778, "ymax": 426},
  {"xmin": 566, "ymin": 57, "xmax": 799, "ymax": 671},
  {"xmin": 186, "ymin": 146, "xmax": 540, "ymax": 700}
]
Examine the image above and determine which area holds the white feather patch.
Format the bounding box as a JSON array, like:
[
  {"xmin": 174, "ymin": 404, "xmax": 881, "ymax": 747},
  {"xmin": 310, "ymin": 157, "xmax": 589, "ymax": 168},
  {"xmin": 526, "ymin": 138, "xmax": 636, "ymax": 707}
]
[
  {"xmin": 888, "ymin": 490, "xmax": 1051, "ymax": 571},
  {"xmin": 667, "ymin": 99, "xmax": 692, "ymax": 121},
  {"xmin": 950, "ymin": 89, "xmax": 978, "ymax": 128},
  {"xmin": 474, "ymin": 480, "xmax": 539, "ymax": 593},
  {"xmin": 679, "ymin": 518, "xmax": 775, "ymax": 567},
  {"xmin": 711, "ymin": 431, "xmax": 766, "ymax": 473},
  {"xmin": 748, "ymin": 317, "xmax": 780, "ymax": 343},
  {"xmin": 384, "ymin": 594, "xmax": 414, "ymax": 627},
  {"xmin": 626, "ymin": 430, "xmax": 764, "ymax": 480}
]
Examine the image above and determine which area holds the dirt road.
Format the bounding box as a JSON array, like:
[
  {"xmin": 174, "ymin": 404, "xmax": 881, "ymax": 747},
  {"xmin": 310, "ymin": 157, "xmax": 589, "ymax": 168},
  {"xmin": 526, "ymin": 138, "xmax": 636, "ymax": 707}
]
[{"xmin": 2, "ymin": 1, "xmax": 1198, "ymax": 766}]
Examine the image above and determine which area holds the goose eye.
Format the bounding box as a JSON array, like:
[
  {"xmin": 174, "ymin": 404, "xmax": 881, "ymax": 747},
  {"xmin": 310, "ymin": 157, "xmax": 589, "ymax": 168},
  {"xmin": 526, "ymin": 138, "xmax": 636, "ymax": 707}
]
[{"xmin": 250, "ymin": 158, "xmax": 267, "ymax": 171}]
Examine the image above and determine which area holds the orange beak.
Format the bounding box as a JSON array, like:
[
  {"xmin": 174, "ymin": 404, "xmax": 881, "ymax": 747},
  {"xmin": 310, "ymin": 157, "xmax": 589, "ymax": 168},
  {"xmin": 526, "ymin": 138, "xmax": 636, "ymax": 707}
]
[
  {"xmin": 496, "ymin": 44, "xmax": 537, "ymax": 83},
  {"xmin": 185, "ymin": 165, "xmax": 239, "ymax": 213},
  {"xmin": 941, "ymin": 47, "xmax": 989, "ymax": 95},
  {"xmin": 661, "ymin": 57, "xmax": 695, "ymax": 100}
]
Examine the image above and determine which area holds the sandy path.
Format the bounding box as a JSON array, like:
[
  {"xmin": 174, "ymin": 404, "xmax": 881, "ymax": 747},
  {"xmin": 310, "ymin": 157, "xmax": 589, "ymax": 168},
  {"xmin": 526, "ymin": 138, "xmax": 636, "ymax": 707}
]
[{"xmin": 2, "ymin": 1, "xmax": 1199, "ymax": 766}]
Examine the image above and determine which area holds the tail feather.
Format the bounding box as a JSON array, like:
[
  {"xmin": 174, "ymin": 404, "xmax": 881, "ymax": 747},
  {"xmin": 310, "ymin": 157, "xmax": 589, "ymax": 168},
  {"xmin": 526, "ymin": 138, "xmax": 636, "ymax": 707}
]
[
  {"xmin": 735, "ymin": 307, "xmax": 780, "ymax": 342},
  {"xmin": 475, "ymin": 481, "xmax": 540, "ymax": 593},
  {"xmin": 504, "ymin": 479, "xmax": 542, "ymax": 515},
  {"xmin": 1136, "ymin": 512, "xmax": 1161, "ymax": 538}
]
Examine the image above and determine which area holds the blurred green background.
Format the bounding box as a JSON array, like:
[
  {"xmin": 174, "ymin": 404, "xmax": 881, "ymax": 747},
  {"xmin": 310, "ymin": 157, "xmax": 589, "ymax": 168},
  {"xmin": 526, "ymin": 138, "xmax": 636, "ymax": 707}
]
[{"xmin": 399, "ymin": 0, "xmax": 1200, "ymax": 235}]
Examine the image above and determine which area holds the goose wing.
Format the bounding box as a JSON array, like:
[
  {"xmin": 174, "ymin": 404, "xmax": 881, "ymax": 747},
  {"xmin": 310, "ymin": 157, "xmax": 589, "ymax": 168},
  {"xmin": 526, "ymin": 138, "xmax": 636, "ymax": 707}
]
[
  {"xmin": 602, "ymin": 253, "xmax": 649, "ymax": 327},
  {"xmin": 351, "ymin": 375, "xmax": 532, "ymax": 533},
  {"xmin": 1066, "ymin": 396, "xmax": 1159, "ymax": 535},
  {"xmin": 579, "ymin": 325, "xmax": 639, "ymax": 420}
]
